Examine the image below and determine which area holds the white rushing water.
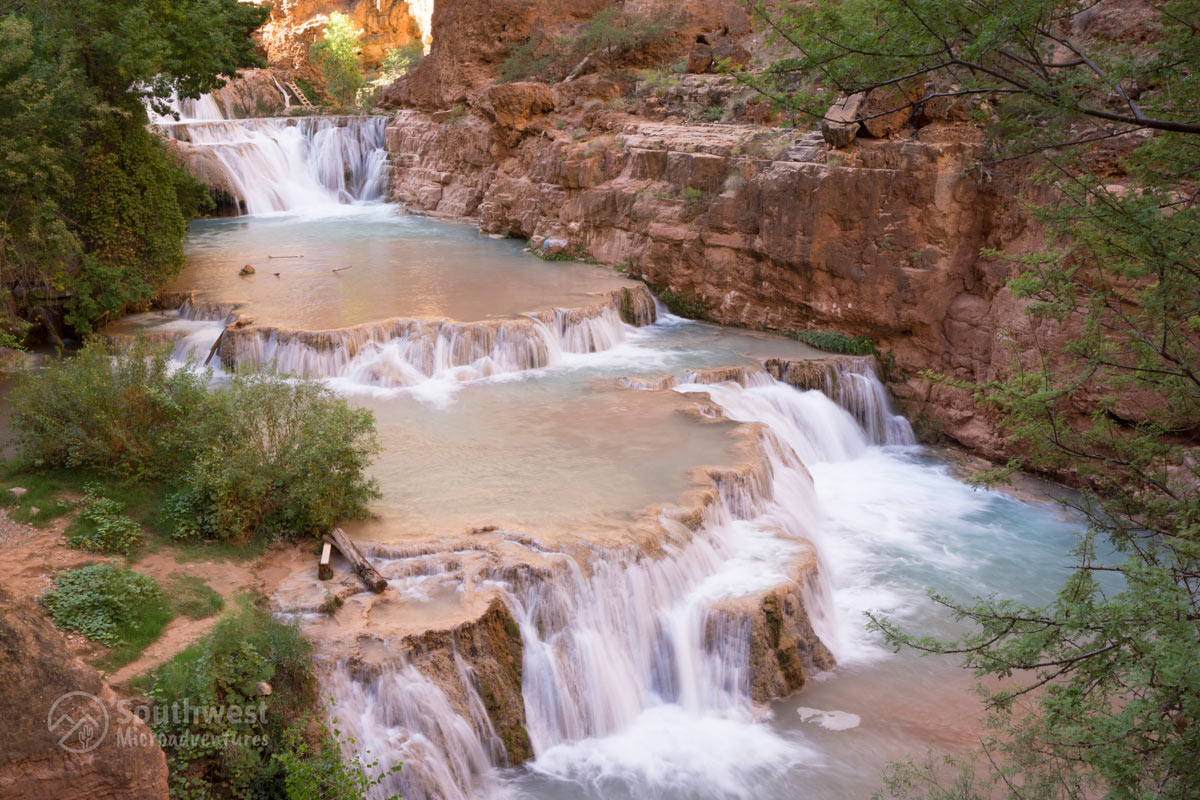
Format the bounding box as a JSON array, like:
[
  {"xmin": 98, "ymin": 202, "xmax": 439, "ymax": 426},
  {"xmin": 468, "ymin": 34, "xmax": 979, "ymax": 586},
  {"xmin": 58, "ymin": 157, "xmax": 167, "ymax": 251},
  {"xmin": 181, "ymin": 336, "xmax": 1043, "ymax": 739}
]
[
  {"xmin": 324, "ymin": 363, "xmax": 929, "ymax": 800},
  {"xmin": 150, "ymin": 91, "xmax": 388, "ymax": 215}
]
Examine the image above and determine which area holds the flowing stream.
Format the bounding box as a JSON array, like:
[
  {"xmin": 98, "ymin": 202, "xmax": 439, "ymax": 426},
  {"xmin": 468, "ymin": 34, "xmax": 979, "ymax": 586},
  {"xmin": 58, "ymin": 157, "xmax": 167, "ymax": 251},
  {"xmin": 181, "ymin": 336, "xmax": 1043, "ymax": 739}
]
[{"xmin": 117, "ymin": 105, "xmax": 1086, "ymax": 800}]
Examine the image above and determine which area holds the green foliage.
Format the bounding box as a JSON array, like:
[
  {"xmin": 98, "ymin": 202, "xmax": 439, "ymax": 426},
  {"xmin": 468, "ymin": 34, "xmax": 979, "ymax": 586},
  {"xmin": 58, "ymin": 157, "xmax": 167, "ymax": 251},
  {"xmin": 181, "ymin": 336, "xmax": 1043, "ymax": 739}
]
[
  {"xmin": 274, "ymin": 716, "xmax": 402, "ymax": 800},
  {"xmin": 10, "ymin": 339, "xmax": 209, "ymax": 478},
  {"xmin": 500, "ymin": 7, "xmax": 675, "ymax": 82},
  {"xmin": 380, "ymin": 40, "xmax": 424, "ymax": 82},
  {"xmin": 681, "ymin": 187, "xmax": 708, "ymax": 218},
  {"xmin": 0, "ymin": 0, "xmax": 266, "ymax": 337},
  {"xmin": 66, "ymin": 484, "xmax": 143, "ymax": 556},
  {"xmin": 750, "ymin": 0, "xmax": 1200, "ymax": 796},
  {"xmin": 165, "ymin": 574, "xmax": 224, "ymax": 620},
  {"xmin": 310, "ymin": 12, "xmax": 365, "ymax": 107},
  {"xmin": 147, "ymin": 598, "xmax": 313, "ymax": 798},
  {"xmin": 42, "ymin": 563, "xmax": 171, "ymax": 665},
  {"xmin": 165, "ymin": 372, "xmax": 381, "ymax": 542},
  {"xmin": 651, "ymin": 285, "xmax": 708, "ymax": 320},
  {"xmin": 146, "ymin": 599, "xmax": 395, "ymax": 800},
  {"xmin": 788, "ymin": 329, "xmax": 876, "ymax": 356},
  {"xmin": 13, "ymin": 342, "xmax": 381, "ymax": 542}
]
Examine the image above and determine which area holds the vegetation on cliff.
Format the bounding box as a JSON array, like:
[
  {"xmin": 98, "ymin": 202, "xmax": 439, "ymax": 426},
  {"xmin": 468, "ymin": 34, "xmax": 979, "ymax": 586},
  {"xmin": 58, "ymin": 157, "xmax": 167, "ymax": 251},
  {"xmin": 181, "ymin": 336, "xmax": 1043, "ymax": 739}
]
[
  {"xmin": 10, "ymin": 341, "xmax": 380, "ymax": 542},
  {"xmin": 0, "ymin": 0, "xmax": 267, "ymax": 342},
  {"xmin": 745, "ymin": 0, "xmax": 1200, "ymax": 796}
]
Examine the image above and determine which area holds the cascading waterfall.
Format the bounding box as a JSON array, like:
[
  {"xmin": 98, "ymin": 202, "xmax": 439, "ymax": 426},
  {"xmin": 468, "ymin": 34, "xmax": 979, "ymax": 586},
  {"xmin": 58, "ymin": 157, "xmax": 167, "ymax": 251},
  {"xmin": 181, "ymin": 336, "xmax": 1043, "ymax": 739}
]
[
  {"xmin": 213, "ymin": 291, "xmax": 657, "ymax": 390},
  {"xmin": 149, "ymin": 91, "xmax": 388, "ymax": 214},
  {"xmin": 328, "ymin": 368, "xmax": 906, "ymax": 799},
  {"xmin": 763, "ymin": 357, "xmax": 915, "ymax": 445}
]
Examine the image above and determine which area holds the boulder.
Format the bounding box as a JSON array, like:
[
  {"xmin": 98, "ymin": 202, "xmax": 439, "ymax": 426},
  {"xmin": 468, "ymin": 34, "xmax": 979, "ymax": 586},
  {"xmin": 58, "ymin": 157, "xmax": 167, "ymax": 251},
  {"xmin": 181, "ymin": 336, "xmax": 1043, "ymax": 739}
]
[
  {"xmin": 0, "ymin": 586, "xmax": 169, "ymax": 800},
  {"xmin": 711, "ymin": 41, "xmax": 751, "ymax": 70},
  {"xmin": 819, "ymin": 92, "xmax": 864, "ymax": 148},
  {"xmin": 859, "ymin": 79, "xmax": 924, "ymax": 138},
  {"xmin": 476, "ymin": 82, "xmax": 556, "ymax": 131},
  {"xmin": 687, "ymin": 42, "xmax": 714, "ymax": 73},
  {"xmin": 239, "ymin": 264, "xmax": 255, "ymax": 275}
]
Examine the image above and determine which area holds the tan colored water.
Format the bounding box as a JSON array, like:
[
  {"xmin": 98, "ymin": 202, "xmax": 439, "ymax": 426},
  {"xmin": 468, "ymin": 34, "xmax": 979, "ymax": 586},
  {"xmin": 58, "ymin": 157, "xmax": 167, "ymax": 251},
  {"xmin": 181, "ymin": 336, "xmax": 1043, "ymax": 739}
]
[{"xmin": 171, "ymin": 210, "xmax": 639, "ymax": 327}]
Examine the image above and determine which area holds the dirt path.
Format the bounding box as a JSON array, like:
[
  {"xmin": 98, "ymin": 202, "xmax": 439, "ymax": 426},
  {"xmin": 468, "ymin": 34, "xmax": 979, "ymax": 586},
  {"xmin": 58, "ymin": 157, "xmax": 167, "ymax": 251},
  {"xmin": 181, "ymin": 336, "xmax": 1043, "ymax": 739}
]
[{"xmin": 0, "ymin": 508, "xmax": 264, "ymax": 687}]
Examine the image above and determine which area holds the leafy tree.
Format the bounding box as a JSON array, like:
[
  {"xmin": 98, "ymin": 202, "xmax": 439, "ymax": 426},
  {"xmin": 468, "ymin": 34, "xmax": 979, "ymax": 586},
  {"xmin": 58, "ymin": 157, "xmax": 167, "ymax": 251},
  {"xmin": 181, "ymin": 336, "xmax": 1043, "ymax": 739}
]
[
  {"xmin": 742, "ymin": 0, "xmax": 1200, "ymax": 797},
  {"xmin": 0, "ymin": 0, "xmax": 266, "ymax": 339},
  {"xmin": 380, "ymin": 40, "xmax": 424, "ymax": 82},
  {"xmin": 310, "ymin": 11, "xmax": 366, "ymax": 107}
]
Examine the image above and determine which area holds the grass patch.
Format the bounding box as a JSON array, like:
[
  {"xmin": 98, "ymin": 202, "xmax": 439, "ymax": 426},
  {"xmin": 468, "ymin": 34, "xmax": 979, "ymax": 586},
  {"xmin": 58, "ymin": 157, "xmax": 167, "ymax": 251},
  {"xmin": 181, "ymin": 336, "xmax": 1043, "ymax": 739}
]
[
  {"xmin": 165, "ymin": 573, "xmax": 224, "ymax": 619},
  {"xmin": 42, "ymin": 563, "xmax": 173, "ymax": 671},
  {"xmin": 785, "ymin": 329, "xmax": 876, "ymax": 355},
  {"xmin": 650, "ymin": 284, "xmax": 709, "ymax": 320},
  {"xmin": 1, "ymin": 464, "xmax": 168, "ymax": 532}
]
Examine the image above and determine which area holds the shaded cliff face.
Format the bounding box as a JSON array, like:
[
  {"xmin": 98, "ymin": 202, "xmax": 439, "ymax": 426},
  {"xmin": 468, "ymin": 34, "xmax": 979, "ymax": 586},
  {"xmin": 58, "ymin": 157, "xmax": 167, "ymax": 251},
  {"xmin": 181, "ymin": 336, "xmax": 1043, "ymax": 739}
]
[
  {"xmin": 0, "ymin": 587, "xmax": 169, "ymax": 800},
  {"xmin": 383, "ymin": 101, "xmax": 1045, "ymax": 460}
]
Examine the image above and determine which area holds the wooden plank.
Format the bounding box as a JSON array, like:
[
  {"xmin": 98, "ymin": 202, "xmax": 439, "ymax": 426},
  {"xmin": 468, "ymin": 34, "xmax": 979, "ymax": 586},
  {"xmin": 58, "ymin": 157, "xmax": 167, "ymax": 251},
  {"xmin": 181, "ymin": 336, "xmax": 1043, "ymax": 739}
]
[
  {"xmin": 318, "ymin": 541, "xmax": 333, "ymax": 581},
  {"xmin": 325, "ymin": 528, "xmax": 388, "ymax": 593}
]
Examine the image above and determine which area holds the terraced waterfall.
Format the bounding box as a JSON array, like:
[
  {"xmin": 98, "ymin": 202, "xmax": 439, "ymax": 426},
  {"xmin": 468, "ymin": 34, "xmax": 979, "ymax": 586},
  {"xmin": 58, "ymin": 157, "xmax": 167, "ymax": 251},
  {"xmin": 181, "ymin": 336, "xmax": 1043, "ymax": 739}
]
[{"xmin": 120, "ymin": 101, "xmax": 1084, "ymax": 800}]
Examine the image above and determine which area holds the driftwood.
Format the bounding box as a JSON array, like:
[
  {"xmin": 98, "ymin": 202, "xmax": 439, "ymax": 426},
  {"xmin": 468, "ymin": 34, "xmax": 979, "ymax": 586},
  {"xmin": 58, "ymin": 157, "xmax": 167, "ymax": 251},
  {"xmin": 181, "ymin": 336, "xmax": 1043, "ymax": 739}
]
[
  {"xmin": 332, "ymin": 265, "xmax": 354, "ymax": 273},
  {"xmin": 318, "ymin": 541, "xmax": 333, "ymax": 581},
  {"xmin": 324, "ymin": 528, "xmax": 387, "ymax": 593},
  {"xmin": 204, "ymin": 329, "xmax": 225, "ymax": 366},
  {"xmin": 267, "ymin": 254, "xmax": 303, "ymax": 259}
]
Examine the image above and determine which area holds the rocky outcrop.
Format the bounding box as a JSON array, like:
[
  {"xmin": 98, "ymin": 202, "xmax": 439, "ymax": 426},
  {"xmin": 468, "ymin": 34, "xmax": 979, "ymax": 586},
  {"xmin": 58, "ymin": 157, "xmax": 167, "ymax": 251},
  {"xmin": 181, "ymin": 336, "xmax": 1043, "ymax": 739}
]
[
  {"xmin": 379, "ymin": 0, "xmax": 748, "ymax": 109},
  {"xmin": 254, "ymin": 0, "xmax": 424, "ymax": 73},
  {"xmin": 711, "ymin": 550, "xmax": 835, "ymax": 703},
  {"xmin": 0, "ymin": 587, "xmax": 169, "ymax": 800},
  {"xmin": 396, "ymin": 598, "xmax": 531, "ymax": 763}
]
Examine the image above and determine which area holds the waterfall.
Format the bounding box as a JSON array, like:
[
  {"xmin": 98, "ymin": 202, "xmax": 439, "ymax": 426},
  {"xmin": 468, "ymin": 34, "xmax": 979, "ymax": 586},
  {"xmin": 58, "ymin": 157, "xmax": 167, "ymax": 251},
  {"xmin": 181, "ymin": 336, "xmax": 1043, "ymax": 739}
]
[
  {"xmin": 212, "ymin": 289, "xmax": 658, "ymax": 391},
  {"xmin": 149, "ymin": 90, "xmax": 388, "ymax": 215},
  {"xmin": 326, "ymin": 367, "xmax": 908, "ymax": 799},
  {"xmin": 762, "ymin": 356, "xmax": 915, "ymax": 445}
]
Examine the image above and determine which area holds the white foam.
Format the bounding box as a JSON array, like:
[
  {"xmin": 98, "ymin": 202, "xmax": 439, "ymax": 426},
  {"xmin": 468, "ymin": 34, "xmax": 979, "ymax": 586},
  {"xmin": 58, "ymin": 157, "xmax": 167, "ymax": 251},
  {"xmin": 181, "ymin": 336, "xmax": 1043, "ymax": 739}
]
[{"xmin": 796, "ymin": 707, "xmax": 861, "ymax": 731}]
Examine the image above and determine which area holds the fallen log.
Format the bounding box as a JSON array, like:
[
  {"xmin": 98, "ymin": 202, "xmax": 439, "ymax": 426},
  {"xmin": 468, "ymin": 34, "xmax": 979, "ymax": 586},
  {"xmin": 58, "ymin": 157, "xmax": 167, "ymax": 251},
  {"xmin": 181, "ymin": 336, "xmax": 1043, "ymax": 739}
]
[
  {"xmin": 324, "ymin": 528, "xmax": 387, "ymax": 593},
  {"xmin": 317, "ymin": 541, "xmax": 333, "ymax": 581}
]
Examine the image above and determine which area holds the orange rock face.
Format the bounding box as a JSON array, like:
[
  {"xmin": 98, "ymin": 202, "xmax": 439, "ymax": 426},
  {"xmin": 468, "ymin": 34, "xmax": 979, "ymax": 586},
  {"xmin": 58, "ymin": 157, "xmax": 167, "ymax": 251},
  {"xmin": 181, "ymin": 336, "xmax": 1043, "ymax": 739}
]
[
  {"xmin": 0, "ymin": 586, "xmax": 169, "ymax": 800},
  {"xmin": 253, "ymin": 0, "xmax": 423, "ymax": 74}
]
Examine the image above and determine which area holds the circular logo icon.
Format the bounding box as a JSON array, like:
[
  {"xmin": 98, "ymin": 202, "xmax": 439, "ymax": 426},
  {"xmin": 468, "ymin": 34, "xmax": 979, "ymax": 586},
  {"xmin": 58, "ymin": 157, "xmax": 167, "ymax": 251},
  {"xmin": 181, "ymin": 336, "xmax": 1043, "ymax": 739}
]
[{"xmin": 48, "ymin": 691, "xmax": 109, "ymax": 753}]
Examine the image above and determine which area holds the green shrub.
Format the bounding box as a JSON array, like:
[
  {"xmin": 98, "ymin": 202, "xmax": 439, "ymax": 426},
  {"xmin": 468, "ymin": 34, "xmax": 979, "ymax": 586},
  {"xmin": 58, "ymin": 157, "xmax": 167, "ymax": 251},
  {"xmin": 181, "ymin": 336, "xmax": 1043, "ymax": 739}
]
[
  {"xmin": 789, "ymin": 329, "xmax": 875, "ymax": 355},
  {"xmin": 14, "ymin": 345, "xmax": 380, "ymax": 543},
  {"xmin": 310, "ymin": 12, "xmax": 365, "ymax": 107},
  {"xmin": 380, "ymin": 40, "xmax": 424, "ymax": 81},
  {"xmin": 500, "ymin": 7, "xmax": 675, "ymax": 82},
  {"xmin": 165, "ymin": 574, "xmax": 224, "ymax": 619},
  {"xmin": 146, "ymin": 598, "xmax": 352, "ymax": 799},
  {"xmin": 66, "ymin": 485, "xmax": 142, "ymax": 555},
  {"xmin": 42, "ymin": 564, "xmax": 171, "ymax": 664},
  {"xmin": 166, "ymin": 373, "xmax": 380, "ymax": 542},
  {"xmin": 652, "ymin": 285, "xmax": 709, "ymax": 320},
  {"xmin": 274, "ymin": 719, "xmax": 401, "ymax": 800},
  {"xmin": 9, "ymin": 339, "xmax": 209, "ymax": 478}
]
